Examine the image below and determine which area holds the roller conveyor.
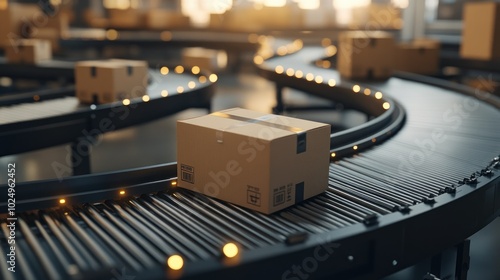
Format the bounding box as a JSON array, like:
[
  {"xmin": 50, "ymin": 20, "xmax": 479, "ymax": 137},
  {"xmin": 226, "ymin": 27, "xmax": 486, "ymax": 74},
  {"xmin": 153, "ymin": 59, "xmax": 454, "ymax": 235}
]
[{"xmin": 0, "ymin": 40, "xmax": 499, "ymax": 280}]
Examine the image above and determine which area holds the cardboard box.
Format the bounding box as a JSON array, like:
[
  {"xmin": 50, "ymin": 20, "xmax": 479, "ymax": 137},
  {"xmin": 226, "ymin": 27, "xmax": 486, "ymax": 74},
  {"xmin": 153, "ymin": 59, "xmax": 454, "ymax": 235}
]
[
  {"xmin": 177, "ymin": 108, "xmax": 331, "ymax": 214},
  {"xmin": 394, "ymin": 39, "xmax": 440, "ymax": 75},
  {"xmin": 337, "ymin": 31, "xmax": 395, "ymax": 79},
  {"xmin": 0, "ymin": 3, "xmax": 41, "ymax": 46},
  {"xmin": 224, "ymin": 6, "xmax": 298, "ymax": 31},
  {"xmin": 182, "ymin": 47, "xmax": 227, "ymax": 72},
  {"xmin": 75, "ymin": 59, "xmax": 148, "ymax": 104},
  {"xmin": 145, "ymin": 10, "xmax": 190, "ymax": 29},
  {"xmin": 4, "ymin": 39, "xmax": 51, "ymax": 64},
  {"xmin": 461, "ymin": 2, "xmax": 500, "ymax": 60},
  {"xmin": 108, "ymin": 9, "xmax": 144, "ymax": 29}
]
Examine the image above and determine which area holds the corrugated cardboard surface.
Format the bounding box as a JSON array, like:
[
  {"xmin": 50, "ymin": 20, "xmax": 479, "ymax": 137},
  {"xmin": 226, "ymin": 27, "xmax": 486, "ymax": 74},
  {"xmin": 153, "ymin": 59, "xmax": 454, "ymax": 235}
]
[
  {"xmin": 177, "ymin": 108, "xmax": 331, "ymax": 214},
  {"xmin": 461, "ymin": 2, "xmax": 500, "ymax": 60},
  {"xmin": 75, "ymin": 59, "xmax": 148, "ymax": 104},
  {"xmin": 338, "ymin": 31, "xmax": 395, "ymax": 79}
]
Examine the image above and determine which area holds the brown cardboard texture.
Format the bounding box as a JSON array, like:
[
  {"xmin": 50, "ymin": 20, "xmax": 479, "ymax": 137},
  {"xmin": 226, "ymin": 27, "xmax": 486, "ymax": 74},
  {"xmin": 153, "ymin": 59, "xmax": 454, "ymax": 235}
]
[
  {"xmin": 394, "ymin": 39, "xmax": 440, "ymax": 75},
  {"xmin": 0, "ymin": 3, "xmax": 41, "ymax": 46},
  {"xmin": 75, "ymin": 59, "xmax": 148, "ymax": 104},
  {"xmin": 5, "ymin": 39, "xmax": 51, "ymax": 64},
  {"xmin": 461, "ymin": 2, "xmax": 500, "ymax": 60},
  {"xmin": 108, "ymin": 9, "xmax": 144, "ymax": 29},
  {"xmin": 177, "ymin": 108, "xmax": 331, "ymax": 214},
  {"xmin": 337, "ymin": 31, "xmax": 395, "ymax": 79}
]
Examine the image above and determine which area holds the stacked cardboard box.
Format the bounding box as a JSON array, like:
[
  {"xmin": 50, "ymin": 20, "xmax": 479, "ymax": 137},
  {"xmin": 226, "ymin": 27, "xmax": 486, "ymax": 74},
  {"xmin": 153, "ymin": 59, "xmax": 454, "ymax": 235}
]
[
  {"xmin": 177, "ymin": 108, "xmax": 331, "ymax": 214},
  {"xmin": 4, "ymin": 39, "xmax": 51, "ymax": 64},
  {"xmin": 75, "ymin": 59, "xmax": 148, "ymax": 104},
  {"xmin": 461, "ymin": 2, "xmax": 500, "ymax": 60},
  {"xmin": 0, "ymin": 3, "xmax": 40, "ymax": 46},
  {"xmin": 394, "ymin": 39, "xmax": 440, "ymax": 75},
  {"xmin": 337, "ymin": 31, "xmax": 395, "ymax": 79}
]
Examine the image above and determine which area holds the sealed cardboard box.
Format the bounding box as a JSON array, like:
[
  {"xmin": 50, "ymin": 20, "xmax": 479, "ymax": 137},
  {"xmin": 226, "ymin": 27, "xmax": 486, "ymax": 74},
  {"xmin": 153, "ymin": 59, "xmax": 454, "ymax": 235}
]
[
  {"xmin": 461, "ymin": 2, "xmax": 500, "ymax": 60},
  {"xmin": 182, "ymin": 47, "xmax": 227, "ymax": 72},
  {"xmin": 4, "ymin": 39, "xmax": 51, "ymax": 64},
  {"xmin": 337, "ymin": 31, "xmax": 395, "ymax": 79},
  {"xmin": 177, "ymin": 108, "xmax": 331, "ymax": 214},
  {"xmin": 75, "ymin": 59, "xmax": 148, "ymax": 104},
  {"xmin": 394, "ymin": 39, "xmax": 440, "ymax": 75}
]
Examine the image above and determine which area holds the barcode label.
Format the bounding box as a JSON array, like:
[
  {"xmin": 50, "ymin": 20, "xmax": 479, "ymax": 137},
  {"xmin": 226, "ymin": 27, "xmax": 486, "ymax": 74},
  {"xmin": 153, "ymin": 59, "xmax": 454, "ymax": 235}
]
[
  {"xmin": 273, "ymin": 190, "xmax": 285, "ymax": 206},
  {"xmin": 180, "ymin": 164, "xmax": 194, "ymax": 184}
]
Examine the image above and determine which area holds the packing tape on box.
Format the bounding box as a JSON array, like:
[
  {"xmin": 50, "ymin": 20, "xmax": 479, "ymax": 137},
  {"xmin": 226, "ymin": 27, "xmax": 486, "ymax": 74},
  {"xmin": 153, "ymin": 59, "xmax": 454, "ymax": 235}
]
[{"xmin": 211, "ymin": 112, "xmax": 307, "ymax": 154}]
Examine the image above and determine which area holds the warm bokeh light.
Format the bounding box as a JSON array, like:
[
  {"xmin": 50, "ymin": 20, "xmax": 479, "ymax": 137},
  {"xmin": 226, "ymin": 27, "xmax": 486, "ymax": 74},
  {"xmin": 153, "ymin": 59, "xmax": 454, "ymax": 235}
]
[
  {"xmin": 364, "ymin": 88, "xmax": 371, "ymax": 95},
  {"xmin": 191, "ymin": 66, "xmax": 201, "ymax": 75},
  {"xmin": 383, "ymin": 102, "xmax": 391, "ymax": 110},
  {"xmin": 160, "ymin": 66, "xmax": 169, "ymax": 75},
  {"xmin": 160, "ymin": 31, "xmax": 172, "ymax": 41},
  {"xmin": 392, "ymin": 0, "xmax": 409, "ymax": 9},
  {"xmin": 122, "ymin": 99, "xmax": 131, "ymax": 105},
  {"xmin": 199, "ymin": 76, "xmax": 207, "ymax": 83},
  {"xmin": 142, "ymin": 95, "xmax": 150, "ymax": 102},
  {"xmin": 352, "ymin": 85, "xmax": 361, "ymax": 93},
  {"xmin": 328, "ymin": 79, "xmax": 336, "ymax": 87},
  {"xmin": 188, "ymin": 81, "xmax": 196, "ymax": 89},
  {"xmin": 375, "ymin": 92, "xmax": 383, "ymax": 99},
  {"xmin": 298, "ymin": 0, "xmax": 320, "ymax": 10},
  {"xmin": 167, "ymin": 255, "xmax": 184, "ymax": 270},
  {"xmin": 104, "ymin": 0, "xmax": 139, "ymax": 9},
  {"xmin": 253, "ymin": 56, "xmax": 264, "ymax": 65},
  {"xmin": 161, "ymin": 90, "xmax": 169, "ymax": 97},
  {"xmin": 59, "ymin": 199, "xmax": 66, "ymax": 204},
  {"xmin": 175, "ymin": 65, "xmax": 185, "ymax": 74},
  {"xmin": 106, "ymin": 29, "xmax": 119, "ymax": 40},
  {"xmin": 222, "ymin": 242, "xmax": 239, "ymax": 258},
  {"xmin": 331, "ymin": 152, "xmax": 336, "ymax": 158},
  {"xmin": 209, "ymin": 74, "xmax": 218, "ymax": 82},
  {"xmin": 275, "ymin": 65, "xmax": 284, "ymax": 74}
]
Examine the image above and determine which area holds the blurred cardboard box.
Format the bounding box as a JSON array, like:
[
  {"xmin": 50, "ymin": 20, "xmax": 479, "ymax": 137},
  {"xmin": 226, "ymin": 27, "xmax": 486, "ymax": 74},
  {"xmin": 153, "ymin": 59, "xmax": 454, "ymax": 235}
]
[
  {"xmin": 177, "ymin": 108, "xmax": 331, "ymax": 214},
  {"xmin": 182, "ymin": 47, "xmax": 227, "ymax": 73},
  {"xmin": 75, "ymin": 59, "xmax": 148, "ymax": 104},
  {"xmin": 461, "ymin": 2, "xmax": 500, "ymax": 60},
  {"xmin": 4, "ymin": 39, "xmax": 51, "ymax": 64},
  {"xmin": 224, "ymin": 6, "xmax": 298, "ymax": 31},
  {"xmin": 337, "ymin": 31, "xmax": 395, "ymax": 79},
  {"xmin": 145, "ymin": 10, "xmax": 190, "ymax": 29},
  {"xmin": 0, "ymin": 3, "xmax": 40, "ymax": 45},
  {"xmin": 108, "ymin": 9, "xmax": 144, "ymax": 29},
  {"xmin": 394, "ymin": 39, "xmax": 440, "ymax": 75}
]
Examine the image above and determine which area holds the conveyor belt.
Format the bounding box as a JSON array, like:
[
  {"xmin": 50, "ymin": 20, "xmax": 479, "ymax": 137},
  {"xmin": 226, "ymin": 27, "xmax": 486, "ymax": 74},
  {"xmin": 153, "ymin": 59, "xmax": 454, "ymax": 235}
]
[
  {"xmin": 0, "ymin": 69, "xmax": 215, "ymax": 157},
  {"xmin": 1, "ymin": 43, "xmax": 499, "ymax": 280}
]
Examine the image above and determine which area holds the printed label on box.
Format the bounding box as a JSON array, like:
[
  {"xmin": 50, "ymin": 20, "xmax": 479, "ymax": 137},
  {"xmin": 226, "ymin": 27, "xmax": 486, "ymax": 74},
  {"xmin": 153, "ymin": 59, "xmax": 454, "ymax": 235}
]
[
  {"xmin": 180, "ymin": 164, "xmax": 195, "ymax": 184},
  {"xmin": 247, "ymin": 186, "xmax": 261, "ymax": 206}
]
